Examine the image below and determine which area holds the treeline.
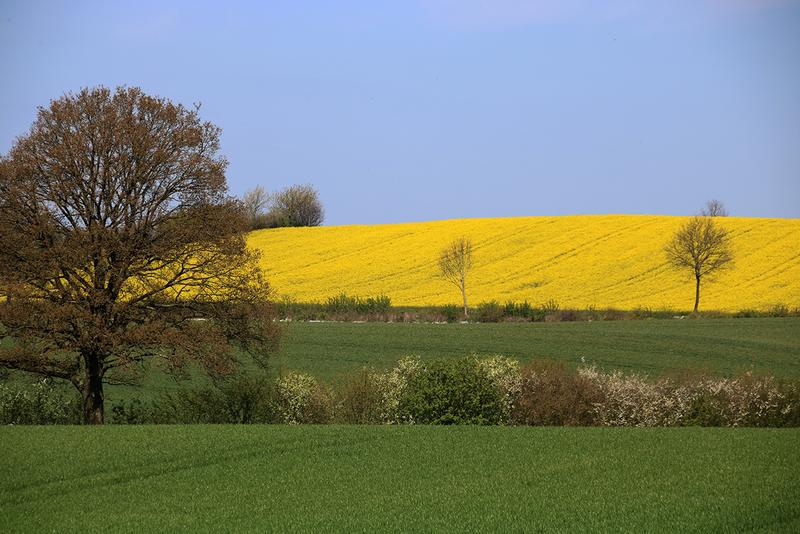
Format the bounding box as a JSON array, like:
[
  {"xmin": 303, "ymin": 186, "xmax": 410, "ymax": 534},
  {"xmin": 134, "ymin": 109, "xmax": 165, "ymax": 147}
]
[
  {"xmin": 275, "ymin": 294, "xmax": 800, "ymax": 322},
  {"xmin": 4, "ymin": 356, "xmax": 798, "ymax": 427}
]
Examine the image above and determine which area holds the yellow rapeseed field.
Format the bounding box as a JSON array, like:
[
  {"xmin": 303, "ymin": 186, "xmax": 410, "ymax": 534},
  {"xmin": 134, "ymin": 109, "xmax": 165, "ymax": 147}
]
[{"xmin": 247, "ymin": 215, "xmax": 800, "ymax": 311}]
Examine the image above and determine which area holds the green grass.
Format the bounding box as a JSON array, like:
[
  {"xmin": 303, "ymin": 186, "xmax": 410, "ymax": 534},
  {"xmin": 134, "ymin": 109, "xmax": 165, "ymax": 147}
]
[
  {"xmin": 95, "ymin": 317, "xmax": 800, "ymax": 402},
  {"xmin": 1, "ymin": 426, "xmax": 798, "ymax": 532},
  {"xmin": 270, "ymin": 317, "xmax": 800, "ymax": 381},
  {"xmin": 5, "ymin": 317, "xmax": 798, "ymax": 404}
]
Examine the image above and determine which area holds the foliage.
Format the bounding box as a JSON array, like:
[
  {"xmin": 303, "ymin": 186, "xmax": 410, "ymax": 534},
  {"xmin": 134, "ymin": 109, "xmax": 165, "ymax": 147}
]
[
  {"xmin": 396, "ymin": 357, "xmax": 507, "ymax": 425},
  {"xmin": 701, "ymin": 199, "xmax": 728, "ymax": 217},
  {"xmin": 111, "ymin": 373, "xmax": 279, "ymax": 424},
  {"xmin": 664, "ymin": 215, "xmax": 734, "ymax": 312},
  {"xmin": 242, "ymin": 186, "xmax": 272, "ymax": 230},
  {"xmin": 438, "ymin": 237, "xmax": 473, "ymax": 316},
  {"xmin": 324, "ymin": 293, "xmax": 391, "ymax": 315},
  {"xmin": 334, "ymin": 368, "xmax": 386, "ymax": 424},
  {"xmin": 246, "ymin": 215, "xmax": 800, "ymax": 311},
  {"xmin": 268, "ymin": 184, "xmax": 324, "ymax": 227},
  {"xmin": 0, "ymin": 379, "xmax": 81, "ymax": 424},
  {"xmin": 0, "ymin": 86, "xmax": 280, "ymax": 424},
  {"xmin": 476, "ymin": 355, "xmax": 522, "ymax": 419},
  {"xmin": 274, "ymin": 372, "xmax": 333, "ymax": 424},
  {"xmin": 512, "ymin": 360, "xmax": 603, "ymax": 426},
  {"xmin": 475, "ymin": 301, "xmax": 504, "ymax": 322}
]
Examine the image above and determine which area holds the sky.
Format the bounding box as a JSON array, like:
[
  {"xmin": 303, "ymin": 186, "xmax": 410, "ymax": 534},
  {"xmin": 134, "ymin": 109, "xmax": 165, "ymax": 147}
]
[{"xmin": 1, "ymin": 0, "xmax": 799, "ymax": 225}]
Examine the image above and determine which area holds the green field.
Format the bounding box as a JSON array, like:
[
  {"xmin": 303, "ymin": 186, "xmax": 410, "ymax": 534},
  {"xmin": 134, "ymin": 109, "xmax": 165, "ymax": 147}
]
[
  {"xmin": 271, "ymin": 317, "xmax": 800, "ymax": 380},
  {"xmin": 1, "ymin": 426, "xmax": 797, "ymax": 532},
  {"xmin": 98, "ymin": 317, "xmax": 800, "ymax": 402}
]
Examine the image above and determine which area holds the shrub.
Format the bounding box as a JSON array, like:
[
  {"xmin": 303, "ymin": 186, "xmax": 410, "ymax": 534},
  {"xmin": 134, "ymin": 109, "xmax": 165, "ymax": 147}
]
[
  {"xmin": 476, "ymin": 355, "xmax": 522, "ymax": 420},
  {"xmin": 335, "ymin": 368, "xmax": 386, "ymax": 424},
  {"xmin": 576, "ymin": 367, "xmax": 800, "ymax": 427},
  {"xmin": 0, "ymin": 379, "xmax": 81, "ymax": 425},
  {"xmin": 375, "ymin": 356, "xmax": 423, "ymax": 423},
  {"xmin": 268, "ymin": 184, "xmax": 324, "ymax": 227},
  {"xmin": 512, "ymin": 361, "xmax": 603, "ymax": 426},
  {"xmin": 397, "ymin": 357, "xmax": 507, "ymax": 425},
  {"xmin": 440, "ymin": 304, "xmax": 461, "ymax": 323},
  {"xmin": 503, "ymin": 301, "xmax": 534, "ymax": 320},
  {"xmin": 275, "ymin": 372, "xmax": 333, "ymax": 424},
  {"xmin": 475, "ymin": 301, "xmax": 504, "ymax": 322},
  {"xmin": 111, "ymin": 373, "xmax": 279, "ymax": 424},
  {"xmin": 324, "ymin": 293, "xmax": 392, "ymax": 316}
]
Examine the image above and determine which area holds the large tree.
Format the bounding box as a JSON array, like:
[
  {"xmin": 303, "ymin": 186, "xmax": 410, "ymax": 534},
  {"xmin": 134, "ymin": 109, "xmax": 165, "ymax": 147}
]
[
  {"xmin": 664, "ymin": 216, "xmax": 734, "ymax": 313},
  {"xmin": 0, "ymin": 87, "xmax": 280, "ymax": 424}
]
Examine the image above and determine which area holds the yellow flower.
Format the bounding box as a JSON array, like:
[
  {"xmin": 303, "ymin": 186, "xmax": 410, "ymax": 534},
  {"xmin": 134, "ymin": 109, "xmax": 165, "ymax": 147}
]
[{"xmin": 247, "ymin": 215, "xmax": 799, "ymax": 311}]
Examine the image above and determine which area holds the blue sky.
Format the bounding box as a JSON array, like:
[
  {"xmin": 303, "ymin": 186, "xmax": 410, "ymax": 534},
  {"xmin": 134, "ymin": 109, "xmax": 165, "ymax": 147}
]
[{"xmin": 2, "ymin": 0, "xmax": 798, "ymax": 224}]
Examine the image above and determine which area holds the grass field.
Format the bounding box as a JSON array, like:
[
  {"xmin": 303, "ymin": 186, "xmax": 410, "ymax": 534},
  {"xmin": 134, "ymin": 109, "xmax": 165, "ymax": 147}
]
[
  {"xmin": 248, "ymin": 215, "xmax": 800, "ymax": 311},
  {"xmin": 1, "ymin": 426, "xmax": 797, "ymax": 532},
  {"xmin": 98, "ymin": 317, "xmax": 800, "ymax": 404},
  {"xmin": 269, "ymin": 317, "xmax": 800, "ymax": 381}
]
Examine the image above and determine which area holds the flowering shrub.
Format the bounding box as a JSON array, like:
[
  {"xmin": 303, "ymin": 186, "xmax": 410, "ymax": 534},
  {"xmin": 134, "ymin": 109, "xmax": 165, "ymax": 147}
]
[
  {"xmin": 275, "ymin": 372, "xmax": 332, "ymax": 424},
  {"xmin": 576, "ymin": 367, "xmax": 800, "ymax": 427},
  {"xmin": 373, "ymin": 356, "xmax": 423, "ymax": 424},
  {"xmin": 477, "ymin": 355, "xmax": 522, "ymax": 420}
]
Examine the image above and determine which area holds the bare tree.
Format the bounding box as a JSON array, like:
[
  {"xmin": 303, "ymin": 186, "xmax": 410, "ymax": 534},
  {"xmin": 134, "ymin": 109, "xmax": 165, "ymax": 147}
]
[
  {"xmin": 270, "ymin": 184, "xmax": 324, "ymax": 227},
  {"xmin": 701, "ymin": 199, "xmax": 728, "ymax": 217},
  {"xmin": 242, "ymin": 186, "xmax": 271, "ymax": 229},
  {"xmin": 0, "ymin": 87, "xmax": 281, "ymax": 424},
  {"xmin": 664, "ymin": 216, "xmax": 734, "ymax": 313},
  {"xmin": 438, "ymin": 237, "xmax": 474, "ymax": 318}
]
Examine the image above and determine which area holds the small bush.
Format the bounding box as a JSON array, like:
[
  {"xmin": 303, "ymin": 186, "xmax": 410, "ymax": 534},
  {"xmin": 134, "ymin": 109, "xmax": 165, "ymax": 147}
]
[
  {"xmin": 324, "ymin": 293, "xmax": 392, "ymax": 316},
  {"xmin": 275, "ymin": 372, "xmax": 333, "ymax": 424},
  {"xmin": 440, "ymin": 304, "xmax": 461, "ymax": 322},
  {"xmin": 0, "ymin": 379, "xmax": 81, "ymax": 425},
  {"xmin": 512, "ymin": 361, "xmax": 603, "ymax": 426},
  {"xmin": 503, "ymin": 301, "xmax": 534, "ymax": 320},
  {"xmin": 335, "ymin": 368, "xmax": 386, "ymax": 424},
  {"xmin": 111, "ymin": 373, "xmax": 279, "ymax": 424},
  {"xmin": 397, "ymin": 357, "xmax": 507, "ymax": 425},
  {"xmin": 475, "ymin": 301, "xmax": 504, "ymax": 322},
  {"xmin": 477, "ymin": 355, "xmax": 522, "ymax": 420}
]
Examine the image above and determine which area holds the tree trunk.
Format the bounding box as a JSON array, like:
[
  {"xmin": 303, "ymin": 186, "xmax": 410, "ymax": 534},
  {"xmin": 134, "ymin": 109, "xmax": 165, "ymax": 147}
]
[
  {"xmin": 460, "ymin": 276, "xmax": 468, "ymax": 318},
  {"xmin": 694, "ymin": 274, "xmax": 701, "ymax": 314},
  {"xmin": 80, "ymin": 354, "xmax": 105, "ymax": 425}
]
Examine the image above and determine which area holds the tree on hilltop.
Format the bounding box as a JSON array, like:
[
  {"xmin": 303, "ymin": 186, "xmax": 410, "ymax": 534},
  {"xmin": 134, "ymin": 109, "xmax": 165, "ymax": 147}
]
[
  {"xmin": 242, "ymin": 185, "xmax": 271, "ymax": 229},
  {"xmin": 270, "ymin": 184, "xmax": 324, "ymax": 227},
  {"xmin": 241, "ymin": 184, "xmax": 324, "ymax": 229},
  {"xmin": 664, "ymin": 216, "xmax": 734, "ymax": 313},
  {"xmin": 701, "ymin": 199, "xmax": 728, "ymax": 217},
  {"xmin": 0, "ymin": 86, "xmax": 280, "ymax": 424},
  {"xmin": 438, "ymin": 237, "xmax": 474, "ymax": 318}
]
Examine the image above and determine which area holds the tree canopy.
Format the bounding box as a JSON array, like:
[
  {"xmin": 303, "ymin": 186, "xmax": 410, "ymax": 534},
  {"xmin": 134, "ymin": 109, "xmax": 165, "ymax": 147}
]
[{"xmin": 0, "ymin": 86, "xmax": 280, "ymax": 423}]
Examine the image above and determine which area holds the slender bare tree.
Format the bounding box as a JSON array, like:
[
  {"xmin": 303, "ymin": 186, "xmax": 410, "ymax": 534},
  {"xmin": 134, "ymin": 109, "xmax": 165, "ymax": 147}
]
[
  {"xmin": 438, "ymin": 237, "xmax": 474, "ymax": 318},
  {"xmin": 0, "ymin": 87, "xmax": 280, "ymax": 424},
  {"xmin": 701, "ymin": 199, "xmax": 728, "ymax": 217},
  {"xmin": 242, "ymin": 186, "xmax": 271, "ymax": 229},
  {"xmin": 664, "ymin": 216, "xmax": 734, "ymax": 313}
]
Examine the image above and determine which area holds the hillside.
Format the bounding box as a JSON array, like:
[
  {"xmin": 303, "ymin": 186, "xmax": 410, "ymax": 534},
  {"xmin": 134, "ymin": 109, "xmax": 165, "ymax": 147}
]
[{"xmin": 247, "ymin": 215, "xmax": 800, "ymax": 311}]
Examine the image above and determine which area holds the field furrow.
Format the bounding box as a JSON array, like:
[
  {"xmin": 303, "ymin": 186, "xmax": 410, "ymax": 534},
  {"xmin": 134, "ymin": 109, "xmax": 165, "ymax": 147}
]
[{"xmin": 248, "ymin": 215, "xmax": 800, "ymax": 310}]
